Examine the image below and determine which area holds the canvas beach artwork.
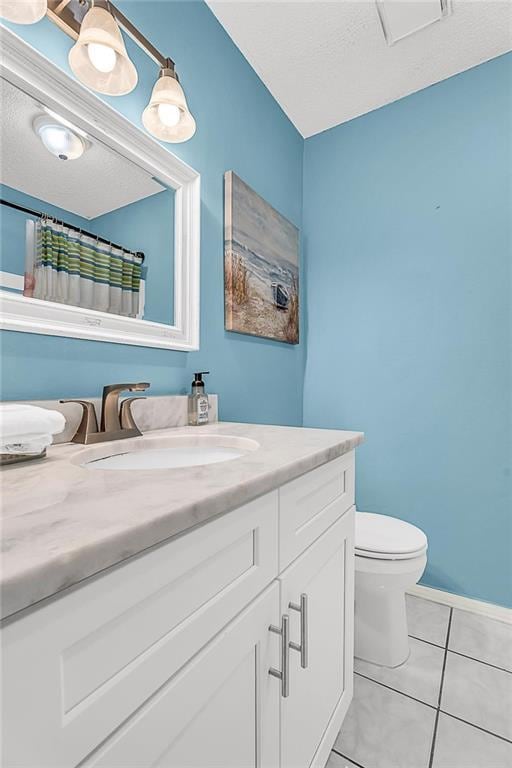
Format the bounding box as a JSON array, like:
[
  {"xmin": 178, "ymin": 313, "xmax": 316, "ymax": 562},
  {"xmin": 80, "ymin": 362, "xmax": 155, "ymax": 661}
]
[{"xmin": 224, "ymin": 171, "xmax": 299, "ymax": 344}]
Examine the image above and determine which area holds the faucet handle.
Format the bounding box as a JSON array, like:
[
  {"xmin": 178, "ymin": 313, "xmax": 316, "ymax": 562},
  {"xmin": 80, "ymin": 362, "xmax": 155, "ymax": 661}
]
[
  {"xmin": 119, "ymin": 397, "xmax": 146, "ymax": 432},
  {"xmin": 60, "ymin": 400, "xmax": 99, "ymax": 444}
]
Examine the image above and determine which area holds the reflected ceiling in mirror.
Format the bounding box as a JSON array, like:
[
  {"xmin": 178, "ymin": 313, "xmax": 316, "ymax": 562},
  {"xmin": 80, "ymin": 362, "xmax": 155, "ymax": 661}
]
[{"xmin": 1, "ymin": 76, "xmax": 175, "ymax": 325}]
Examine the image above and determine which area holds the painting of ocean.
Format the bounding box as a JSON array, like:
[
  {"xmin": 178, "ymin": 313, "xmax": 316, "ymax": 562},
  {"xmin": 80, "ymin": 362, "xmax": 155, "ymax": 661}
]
[{"xmin": 224, "ymin": 171, "xmax": 299, "ymax": 344}]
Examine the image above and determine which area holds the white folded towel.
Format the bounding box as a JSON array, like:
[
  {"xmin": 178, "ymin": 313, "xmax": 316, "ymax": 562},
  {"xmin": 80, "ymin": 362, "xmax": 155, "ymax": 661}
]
[{"xmin": 0, "ymin": 404, "xmax": 66, "ymax": 455}]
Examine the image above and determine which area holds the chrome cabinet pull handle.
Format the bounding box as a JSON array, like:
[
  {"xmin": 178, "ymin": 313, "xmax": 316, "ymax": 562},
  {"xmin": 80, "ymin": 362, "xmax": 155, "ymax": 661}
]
[
  {"xmin": 289, "ymin": 593, "xmax": 308, "ymax": 669},
  {"xmin": 269, "ymin": 614, "xmax": 290, "ymax": 698}
]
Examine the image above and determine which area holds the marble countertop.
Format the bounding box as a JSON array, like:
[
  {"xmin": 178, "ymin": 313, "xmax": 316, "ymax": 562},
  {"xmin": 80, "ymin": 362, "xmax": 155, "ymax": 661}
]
[{"xmin": 0, "ymin": 422, "xmax": 363, "ymax": 620}]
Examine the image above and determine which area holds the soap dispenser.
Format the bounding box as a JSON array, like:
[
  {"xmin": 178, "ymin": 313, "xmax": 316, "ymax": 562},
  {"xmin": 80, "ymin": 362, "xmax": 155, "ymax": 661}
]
[{"xmin": 188, "ymin": 371, "xmax": 210, "ymax": 426}]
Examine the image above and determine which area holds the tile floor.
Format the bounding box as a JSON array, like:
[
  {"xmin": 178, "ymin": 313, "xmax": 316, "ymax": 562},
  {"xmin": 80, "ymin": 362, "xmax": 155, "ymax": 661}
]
[{"xmin": 328, "ymin": 595, "xmax": 512, "ymax": 768}]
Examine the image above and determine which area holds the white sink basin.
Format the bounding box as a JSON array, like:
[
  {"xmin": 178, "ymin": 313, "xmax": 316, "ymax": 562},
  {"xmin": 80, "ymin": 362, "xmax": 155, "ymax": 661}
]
[{"xmin": 79, "ymin": 434, "xmax": 259, "ymax": 471}]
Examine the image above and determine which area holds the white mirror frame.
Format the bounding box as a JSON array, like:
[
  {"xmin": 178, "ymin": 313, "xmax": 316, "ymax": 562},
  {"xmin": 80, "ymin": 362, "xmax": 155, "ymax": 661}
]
[{"xmin": 0, "ymin": 27, "xmax": 200, "ymax": 351}]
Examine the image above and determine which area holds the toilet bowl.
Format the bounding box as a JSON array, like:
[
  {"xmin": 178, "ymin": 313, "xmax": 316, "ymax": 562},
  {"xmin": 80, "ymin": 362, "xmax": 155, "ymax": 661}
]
[{"xmin": 354, "ymin": 512, "xmax": 427, "ymax": 668}]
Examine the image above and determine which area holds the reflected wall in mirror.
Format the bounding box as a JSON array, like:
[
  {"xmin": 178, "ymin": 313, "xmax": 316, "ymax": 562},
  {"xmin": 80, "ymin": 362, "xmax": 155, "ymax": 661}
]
[
  {"xmin": 0, "ymin": 28, "xmax": 199, "ymax": 350},
  {"xmin": 1, "ymin": 77, "xmax": 174, "ymax": 325}
]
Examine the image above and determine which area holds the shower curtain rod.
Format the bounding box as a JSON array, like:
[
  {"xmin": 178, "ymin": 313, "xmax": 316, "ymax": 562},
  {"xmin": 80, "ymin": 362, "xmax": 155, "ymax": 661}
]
[{"xmin": 0, "ymin": 198, "xmax": 145, "ymax": 262}]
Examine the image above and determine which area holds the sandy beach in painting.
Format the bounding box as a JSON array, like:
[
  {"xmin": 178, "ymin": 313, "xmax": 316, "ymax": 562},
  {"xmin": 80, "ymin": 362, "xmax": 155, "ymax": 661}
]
[{"xmin": 224, "ymin": 172, "xmax": 299, "ymax": 344}]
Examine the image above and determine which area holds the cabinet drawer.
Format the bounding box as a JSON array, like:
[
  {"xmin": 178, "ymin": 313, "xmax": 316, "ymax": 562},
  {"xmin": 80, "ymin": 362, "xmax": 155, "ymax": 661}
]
[
  {"xmin": 279, "ymin": 452, "xmax": 354, "ymax": 569},
  {"xmin": 1, "ymin": 491, "xmax": 278, "ymax": 768}
]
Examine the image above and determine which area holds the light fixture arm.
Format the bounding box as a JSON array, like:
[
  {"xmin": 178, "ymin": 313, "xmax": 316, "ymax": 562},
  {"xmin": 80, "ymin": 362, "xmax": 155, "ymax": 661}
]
[
  {"xmin": 160, "ymin": 60, "xmax": 179, "ymax": 82},
  {"xmin": 108, "ymin": 3, "xmax": 174, "ymax": 70}
]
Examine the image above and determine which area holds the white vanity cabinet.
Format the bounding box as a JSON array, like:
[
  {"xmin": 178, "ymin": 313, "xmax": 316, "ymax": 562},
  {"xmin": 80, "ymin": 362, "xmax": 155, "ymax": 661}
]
[{"xmin": 1, "ymin": 452, "xmax": 355, "ymax": 768}]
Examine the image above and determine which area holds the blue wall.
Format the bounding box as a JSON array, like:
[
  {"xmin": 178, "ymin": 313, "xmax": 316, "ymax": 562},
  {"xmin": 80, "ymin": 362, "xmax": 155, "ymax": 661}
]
[
  {"xmin": 303, "ymin": 54, "xmax": 512, "ymax": 607},
  {"xmin": 1, "ymin": 0, "xmax": 305, "ymax": 425}
]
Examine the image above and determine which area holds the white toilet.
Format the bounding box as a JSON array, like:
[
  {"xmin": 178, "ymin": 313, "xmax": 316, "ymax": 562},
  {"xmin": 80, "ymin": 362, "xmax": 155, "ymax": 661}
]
[{"xmin": 354, "ymin": 511, "xmax": 428, "ymax": 668}]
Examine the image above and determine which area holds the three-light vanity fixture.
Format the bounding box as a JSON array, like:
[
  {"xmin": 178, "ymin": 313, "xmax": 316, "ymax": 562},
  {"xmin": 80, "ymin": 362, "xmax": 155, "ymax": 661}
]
[{"xmin": 0, "ymin": 0, "xmax": 196, "ymax": 142}]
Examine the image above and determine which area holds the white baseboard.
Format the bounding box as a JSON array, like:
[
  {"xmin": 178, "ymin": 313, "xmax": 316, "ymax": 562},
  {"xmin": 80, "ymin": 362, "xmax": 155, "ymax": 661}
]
[{"xmin": 408, "ymin": 584, "xmax": 512, "ymax": 625}]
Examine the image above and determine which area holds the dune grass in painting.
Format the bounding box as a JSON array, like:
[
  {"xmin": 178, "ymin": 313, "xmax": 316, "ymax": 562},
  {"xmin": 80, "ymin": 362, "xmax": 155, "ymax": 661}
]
[{"xmin": 224, "ymin": 171, "xmax": 299, "ymax": 344}]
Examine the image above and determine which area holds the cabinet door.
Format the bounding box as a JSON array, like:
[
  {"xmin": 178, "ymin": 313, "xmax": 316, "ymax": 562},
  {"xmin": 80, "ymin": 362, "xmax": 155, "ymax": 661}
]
[
  {"xmin": 279, "ymin": 508, "xmax": 355, "ymax": 768},
  {"xmin": 80, "ymin": 583, "xmax": 281, "ymax": 768},
  {"xmin": 2, "ymin": 492, "xmax": 278, "ymax": 768}
]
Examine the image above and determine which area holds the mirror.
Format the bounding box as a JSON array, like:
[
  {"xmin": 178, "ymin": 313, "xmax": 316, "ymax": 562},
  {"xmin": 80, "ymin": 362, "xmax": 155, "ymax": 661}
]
[{"xmin": 0, "ymin": 28, "xmax": 199, "ymax": 350}]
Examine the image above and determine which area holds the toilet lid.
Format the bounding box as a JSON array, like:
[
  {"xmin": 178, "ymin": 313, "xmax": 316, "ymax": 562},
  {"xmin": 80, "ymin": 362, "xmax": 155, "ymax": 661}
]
[{"xmin": 355, "ymin": 512, "xmax": 427, "ymax": 558}]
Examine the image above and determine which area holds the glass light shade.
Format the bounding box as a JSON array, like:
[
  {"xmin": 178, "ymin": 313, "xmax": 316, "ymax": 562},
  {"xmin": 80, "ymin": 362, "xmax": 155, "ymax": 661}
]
[
  {"xmin": 0, "ymin": 0, "xmax": 47, "ymax": 24},
  {"xmin": 68, "ymin": 6, "xmax": 137, "ymax": 96},
  {"xmin": 33, "ymin": 116, "xmax": 86, "ymax": 161},
  {"xmin": 142, "ymin": 73, "xmax": 196, "ymax": 143}
]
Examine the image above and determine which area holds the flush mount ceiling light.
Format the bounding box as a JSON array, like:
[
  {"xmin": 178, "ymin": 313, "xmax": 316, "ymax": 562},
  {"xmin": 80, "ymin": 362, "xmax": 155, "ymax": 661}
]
[
  {"xmin": 143, "ymin": 63, "xmax": 196, "ymax": 143},
  {"xmin": 0, "ymin": 0, "xmax": 47, "ymax": 24},
  {"xmin": 68, "ymin": 2, "xmax": 137, "ymax": 96},
  {"xmin": 16, "ymin": 0, "xmax": 196, "ymax": 143},
  {"xmin": 33, "ymin": 115, "xmax": 88, "ymax": 160}
]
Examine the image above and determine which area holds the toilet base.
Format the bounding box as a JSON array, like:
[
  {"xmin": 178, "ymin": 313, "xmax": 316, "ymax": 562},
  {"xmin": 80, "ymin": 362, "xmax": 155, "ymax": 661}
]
[
  {"xmin": 355, "ymin": 586, "xmax": 410, "ymax": 667},
  {"xmin": 354, "ymin": 552, "xmax": 427, "ymax": 668}
]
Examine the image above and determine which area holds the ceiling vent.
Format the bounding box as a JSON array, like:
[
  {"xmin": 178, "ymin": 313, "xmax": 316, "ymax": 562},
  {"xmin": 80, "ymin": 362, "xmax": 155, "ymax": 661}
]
[{"xmin": 376, "ymin": 0, "xmax": 452, "ymax": 46}]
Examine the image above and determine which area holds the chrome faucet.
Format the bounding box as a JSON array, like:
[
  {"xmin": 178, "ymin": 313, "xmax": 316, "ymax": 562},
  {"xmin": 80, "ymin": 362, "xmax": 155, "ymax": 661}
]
[{"xmin": 61, "ymin": 382, "xmax": 150, "ymax": 444}]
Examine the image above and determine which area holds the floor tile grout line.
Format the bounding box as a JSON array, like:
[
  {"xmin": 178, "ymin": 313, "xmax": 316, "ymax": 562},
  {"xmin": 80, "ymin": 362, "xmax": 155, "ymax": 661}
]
[
  {"xmin": 428, "ymin": 607, "xmax": 453, "ymax": 768},
  {"xmin": 354, "ymin": 672, "xmax": 438, "ymax": 710},
  {"xmin": 438, "ymin": 607, "xmax": 453, "ymax": 706},
  {"xmin": 443, "ymin": 616, "xmax": 450, "ymax": 649},
  {"xmin": 427, "ymin": 710, "xmax": 441, "ymax": 768},
  {"xmin": 409, "ymin": 633, "xmax": 445, "ymax": 649},
  {"xmin": 438, "ymin": 710, "xmax": 512, "ymax": 745},
  {"xmin": 331, "ymin": 747, "xmax": 367, "ymax": 768},
  {"xmin": 408, "ymin": 633, "xmax": 512, "ymax": 675},
  {"xmin": 447, "ymin": 649, "xmax": 512, "ymax": 675}
]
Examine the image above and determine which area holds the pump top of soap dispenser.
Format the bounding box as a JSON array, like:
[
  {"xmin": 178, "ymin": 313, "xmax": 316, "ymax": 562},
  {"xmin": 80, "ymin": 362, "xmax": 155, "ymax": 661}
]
[{"xmin": 191, "ymin": 372, "xmax": 209, "ymax": 393}]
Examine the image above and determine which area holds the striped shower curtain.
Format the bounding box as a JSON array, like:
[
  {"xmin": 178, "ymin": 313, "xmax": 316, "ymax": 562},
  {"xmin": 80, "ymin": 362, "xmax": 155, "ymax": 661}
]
[{"xmin": 24, "ymin": 219, "xmax": 145, "ymax": 318}]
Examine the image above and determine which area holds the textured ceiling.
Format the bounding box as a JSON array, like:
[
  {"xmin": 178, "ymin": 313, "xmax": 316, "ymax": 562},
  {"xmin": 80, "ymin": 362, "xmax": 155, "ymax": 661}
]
[
  {"xmin": 0, "ymin": 78, "xmax": 165, "ymax": 220},
  {"xmin": 207, "ymin": 0, "xmax": 512, "ymax": 137}
]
